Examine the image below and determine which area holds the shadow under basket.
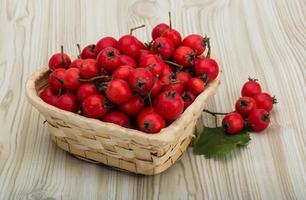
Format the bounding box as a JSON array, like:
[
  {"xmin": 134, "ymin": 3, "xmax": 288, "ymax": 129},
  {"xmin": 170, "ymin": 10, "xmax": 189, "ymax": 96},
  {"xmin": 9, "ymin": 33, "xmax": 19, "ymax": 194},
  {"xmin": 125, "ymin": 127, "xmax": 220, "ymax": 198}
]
[{"xmin": 26, "ymin": 67, "xmax": 221, "ymax": 175}]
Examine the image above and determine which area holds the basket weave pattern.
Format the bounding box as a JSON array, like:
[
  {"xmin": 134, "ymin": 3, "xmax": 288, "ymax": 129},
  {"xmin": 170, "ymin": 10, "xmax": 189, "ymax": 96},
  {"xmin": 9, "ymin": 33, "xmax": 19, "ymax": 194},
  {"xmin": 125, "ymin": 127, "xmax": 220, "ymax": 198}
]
[{"xmin": 26, "ymin": 67, "xmax": 221, "ymax": 175}]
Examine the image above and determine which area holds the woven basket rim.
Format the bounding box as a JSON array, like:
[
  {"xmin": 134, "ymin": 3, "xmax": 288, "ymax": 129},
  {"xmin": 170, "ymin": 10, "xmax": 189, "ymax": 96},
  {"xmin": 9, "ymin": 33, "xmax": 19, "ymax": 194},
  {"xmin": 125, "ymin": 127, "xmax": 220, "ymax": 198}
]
[{"xmin": 26, "ymin": 67, "xmax": 221, "ymax": 144}]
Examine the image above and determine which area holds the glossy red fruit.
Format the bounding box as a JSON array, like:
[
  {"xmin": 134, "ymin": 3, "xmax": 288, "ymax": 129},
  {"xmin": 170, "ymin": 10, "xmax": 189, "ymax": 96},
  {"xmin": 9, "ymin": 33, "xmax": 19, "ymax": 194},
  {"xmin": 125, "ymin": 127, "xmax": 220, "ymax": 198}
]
[
  {"xmin": 235, "ymin": 96, "xmax": 257, "ymax": 117},
  {"xmin": 154, "ymin": 90, "xmax": 184, "ymax": 121},
  {"xmin": 103, "ymin": 111, "xmax": 131, "ymax": 128},
  {"xmin": 57, "ymin": 93, "xmax": 78, "ymax": 113},
  {"xmin": 253, "ymin": 93, "xmax": 276, "ymax": 112},
  {"xmin": 160, "ymin": 73, "xmax": 184, "ymax": 94},
  {"xmin": 176, "ymin": 71, "xmax": 192, "ymax": 86},
  {"xmin": 118, "ymin": 96, "xmax": 144, "ymax": 116},
  {"xmin": 137, "ymin": 109, "xmax": 166, "ymax": 133},
  {"xmin": 97, "ymin": 47, "xmax": 121, "ymax": 71},
  {"xmin": 64, "ymin": 68, "xmax": 80, "ymax": 91},
  {"xmin": 138, "ymin": 49, "xmax": 153, "ymax": 60},
  {"xmin": 187, "ymin": 78, "xmax": 205, "ymax": 95},
  {"xmin": 70, "ymin": 59, "xmax": 83, "ymax": 69},
  {"xmin": 112, "ymin": 65, "xmax": 134, "ymax": 81},
  {"xmin": 81, "ymin": 44, "xmax": 98, "ymax": 59},
  {"xmin": 150, "ymin": 79, "xmax": 161, "ymax": 97},
  {"xmin": 77, "ymin": 83, "xmax": 99, "ymax": 102},
  {"xmin": 117, "ymin": 35, "xmax": 145, "ymax": 58},
  {"xmin": 96, "ymin": 36, "xmax": 118, "ymax": 53},
  {"xmin": 129, "ymin": 68, "xmax": 155, "ymax": 94},
  {"xmin": 248, "ymin": 109, "xmax": 270, "ymax": 132},
  {"xmin": 161, "ymin": 63, "xmax": 173, "ymax": 76},
  {"xmin": 48, "ymin": 47, "xmax": 71, "ymax": 70},
  {"xmin": 173, "ymin": 46, "xmax": 196, "ymax": 68},
  {"xmin": 182, "ymin": 34, "xmax": 208, "ymax": 55},
  {"xmin": 79, "ymin": 59, "xmax": 100, "ymax": 79},
  {"xmin": 241, "ymin": 78, "xmax": 262, "ymax": 97},
  {"xmin": 222, "ymin": 112, "xmax": 244, "ymax": 134},
  {"xmin": 40, "ymin": 87, "xmax": 59, "ymax": 106},
  {"xmin": 181, "ymin": 91, "xmax": 195, "ymax": 109},
  {"xmin": 161, "ymin": 29, "xmax": 182, "ymax": 48},
  {"xmin": 82, "ymin": 94, "xmax": 108, "ymax": 119},
  {"xmin": 151, "ymin": 37, "xmax": 175, "ymax": 59},
  {"xmin": 139, "ymin": 55, "xmax": 164, "ymax": 76},
  {"xmin": 151, "ymin": 23, "xmax": 170, "ymax": 40},
  {"xmin": 49, "ymin": 68, "xmax": 66, "ymax": 93},
  {"xmin": 119, "ymin": 55, "xmax": 137, "ymax": 67},
  {"xmin": 194, "ymin": 58, "xmax": 219, "ymax": 82},
  {"xmin": 106, "ymin": 79, "xmax": 133, "ymax": 104}
]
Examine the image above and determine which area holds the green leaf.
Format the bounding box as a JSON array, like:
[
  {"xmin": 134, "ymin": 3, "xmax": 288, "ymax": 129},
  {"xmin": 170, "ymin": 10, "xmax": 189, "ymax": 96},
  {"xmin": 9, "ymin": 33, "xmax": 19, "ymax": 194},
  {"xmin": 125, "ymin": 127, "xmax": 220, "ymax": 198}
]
[{"xmin": 194, "ymin": 127, "xmax": 251, "ymax": 157}]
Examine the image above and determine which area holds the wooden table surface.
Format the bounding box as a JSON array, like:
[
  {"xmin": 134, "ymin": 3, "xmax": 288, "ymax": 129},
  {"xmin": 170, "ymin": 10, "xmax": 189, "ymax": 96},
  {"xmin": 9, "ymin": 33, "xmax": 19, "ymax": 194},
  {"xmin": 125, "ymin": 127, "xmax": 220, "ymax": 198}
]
[{"xmin": 0, "ymin": 0, "xmax": 305, "ymax": 199}]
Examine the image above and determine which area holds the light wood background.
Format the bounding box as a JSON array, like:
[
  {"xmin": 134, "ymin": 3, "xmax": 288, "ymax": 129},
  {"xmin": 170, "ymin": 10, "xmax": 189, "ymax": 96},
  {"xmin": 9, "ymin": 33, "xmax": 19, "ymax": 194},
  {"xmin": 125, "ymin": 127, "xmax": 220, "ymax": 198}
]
[{"xmin": 0, "ymin": 0, "xmax": 305, "ymax": 199}]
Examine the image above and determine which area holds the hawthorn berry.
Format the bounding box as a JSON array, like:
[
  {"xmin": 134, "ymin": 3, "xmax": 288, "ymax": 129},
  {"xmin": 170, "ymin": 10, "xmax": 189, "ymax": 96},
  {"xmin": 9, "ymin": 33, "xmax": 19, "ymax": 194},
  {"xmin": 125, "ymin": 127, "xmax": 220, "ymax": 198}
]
[
  {"xmin": 187, "ymin": 78, "xmax": 205, "ymax": 95},
  {"xmin": 81, "ymin": 44, "xmax": 98, "ymax": 59},
  {"xmin": 248, "ymin": 109, "xmax": 270, "ymax": 132},
  {"xmin": 235, "ymin": 96, "xmax": 257, "ymax": 117},
  {"xmin": 96, "ymin": 36, "xmax": 118, "ymax": 53},
  {"xmin": 79, "ymin": 59, "xmax": 100, "ymax": 79},
  {"xmin": 241, "ymin": 78, "xmax": 262, "ymax": 97},
  {"xmin": 77, "ymin": 83, "xmax": 99, "ymax": 102},
  {"xmin": 194, "ymin": 57, "xmax": 219, "ymax": 82},
  {"xmin": 118, "ymin": 96, "xmax": 145, "ymax": 116},
  {"xmin": 137, "ymin": 109, "xmax": 166, "ymax": 133},
  {"xmin": 48, "ymin": 46, "xmax": 71, "ymax": 70},
  {"xmin": 103, "ymin": 111, "xmax": 131, "ymax": 128},
  {"xmin": 82, "ymin": 94, "xmax": 108, "ymax": 119},
  {"xmin": 106, "ymin": 79, "xmax": 133, "ymax": 104},
  {"xmin": 172, "ymin": 46, "xmax": 196, "ymax": 68},
  {"xmin": 222, "ymin": 112, "xmax": 244, "ymax": 134},
  {"xmin": 151, "ymin": 37, "xmax": 175, "ymax": 59},
  {"xmin": 57, "ymin": 93, "xmax": 79, "ymax": 113},
  {"xmin": 129, "ymin": 68, "xmax": 155, "ymax": 94}
]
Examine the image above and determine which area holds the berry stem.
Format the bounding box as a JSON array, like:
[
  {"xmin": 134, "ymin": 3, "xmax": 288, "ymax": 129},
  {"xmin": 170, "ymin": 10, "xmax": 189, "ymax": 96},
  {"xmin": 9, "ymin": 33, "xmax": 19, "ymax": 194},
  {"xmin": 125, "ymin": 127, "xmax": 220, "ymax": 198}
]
[
  {"xmin": 76, "ymin": 44, "xmax": 81, "ymax": 58},
  {"xmin": 130, "ymin": 24, "xmax": 145, "ymax": 35},
  {"xmin": 164, "ymin": 60, "xmax": 183, "ymax": 70},
  {"xmin": 79, "ymin": 75, "xmax": 111, "ymax": 82},
  {"xmin": 203, "ymin": 109, "xmax": 229, "ymax": 116},
  {"xmin": 60, "ymin": 45, "xmax": 65, "ymax": 65},
  {"xmin": 204, "ymin": 36, "xmax": 211, "ymax": 58},
  {"xmin": 168, "ymin": 11, "xmax": 172, "ymax": 31},
  {"xmin": 147, "ymin": 75, "xmax": 159, "ymax": 107}
]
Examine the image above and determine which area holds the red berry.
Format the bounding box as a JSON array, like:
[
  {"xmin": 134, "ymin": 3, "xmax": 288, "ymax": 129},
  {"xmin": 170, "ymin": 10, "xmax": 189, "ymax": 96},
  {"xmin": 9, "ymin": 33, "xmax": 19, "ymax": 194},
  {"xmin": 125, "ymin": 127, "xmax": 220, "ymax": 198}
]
[
  {"xmin": 129, "ymin": 68, "xmax": 154, "ymax": 94},
  {"xmin": 161, "ymin": 63, "xmax": 173, "ymax": 76},
  {"xmin": 253, "ymin": 93, "xmax": 276, "ymax": 112},
  {"xmin": 112, "ymin": 65, "xmax": 134, "ymax": 81},
  {"xmin": 137, "ymin": 109, "xmax": 166, "ymax": 133},
  {"xmin": 82, "ymin": 94, "xmax": 108, "ymax": 119},
  {"xmin": 106, "ymin": 79, "xmax": 133, "ymax": 104},
  {"xmin": 181, "ymin": 91, "xmax": 195, "ymax": 109},
  {"xmin": 77, "ymin": 83, "xmax": 99, "ymax": 102},
  {"xmin": 173, "ymin": 46, "xmax": 196, "ymax": 68},
  {"xmin": 248, "ymin": 109, "xmax": 270, "ymax": 132},
  {"xmin": 118, "ymin": 96, "xmax": 145, "ymax": 116},
  {"xmin": 103, "ymin": 111, "xmax": 131, "ymax": 128},
  {"xmin": 151, "ymin": 23, "xmax": 170, "ymax": 40},
  {"xmin": 194, "ymin": 58, "xmax": 219, "ymax": 82},
  {"xmin": 117, "ymin": 35, "xmax": 145, "ymax": 58},
  {"xmin": 151, "ymin": 37, "xmax": 175, "ymax": 59},
  {"xmin": 187, "ymin": 78, "xmax": 205, "ymax": 95},
  {"xmin": 49, "ymin": 68, "xmax": 65, "ymax": 93},
  {"xmin": 40, "ymin": 87, "xmax": 59, "ymax": 106},
  {"xmin": 119, "ymin": 55, "xmax": 137, "ymax": 67},
  {"xmin": 80, "ymin": 44, "xmax": 98, "ymax": 59},
  {"xmin": 139, "ymin": 54, "xmax": 164, "ymax": 76},
  {"xmin": 222, "ymin": 112, "xmax": 244, "ymax": 134},
  {"xmin": 241, "ymin": 78, "xmax": 262, "ymax": 97},
  {"xmin": 48, "ymin": 47, "xmax": 71, "ymax": 70},
  {"xmin": 154, "ymin": 90, "xmax": 184, "ymax": 121},
  {"xmin": 97, "ymin": 47, "xmax": 121, "ymax": 72},
  {"xmin": 176, "ymin": 71, "xmax": 192, "ymax": 86},
  {"xmin": 150, "ymin": 79, "xmax": 161, "ymax": 97},
  {"xmin": 79, "ymin": 59, "xmax": 100, "ymax": 79},
  {"xmin": 182, "ymin": 34, "xmax": 208, "ymax": 55},
  {"xmin": 70, "ymin": 59, "xmax": 83, "ymax": 69},
  {"xmin": 235, "ymin": 97, "xmax": 257, "ymax": 117},
  {"xmin": 64, "ymin": 68, "xmax": 80, "ymax": 91},
  {"xmin": 161, "ymin": 29, "xmax": 182, "ymax": 48},
  {"xmin": 160, "ymin": 73, "xmax": 184, "ymax": 94},
  {"xmin": 96, "ymin": 36, "xmax": 118, "ymax": 53},
  {"xmin": 57, "ymin": 93, "xmax": 78, "ymax": 113}
]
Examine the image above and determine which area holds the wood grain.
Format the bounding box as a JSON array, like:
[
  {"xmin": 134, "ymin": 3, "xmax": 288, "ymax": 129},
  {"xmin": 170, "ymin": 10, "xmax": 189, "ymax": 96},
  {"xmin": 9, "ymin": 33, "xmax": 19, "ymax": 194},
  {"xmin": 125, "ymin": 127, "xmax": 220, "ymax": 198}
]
[{"xmin": 0, "ymin": 0, "xmax": 305, "ymax": 199}]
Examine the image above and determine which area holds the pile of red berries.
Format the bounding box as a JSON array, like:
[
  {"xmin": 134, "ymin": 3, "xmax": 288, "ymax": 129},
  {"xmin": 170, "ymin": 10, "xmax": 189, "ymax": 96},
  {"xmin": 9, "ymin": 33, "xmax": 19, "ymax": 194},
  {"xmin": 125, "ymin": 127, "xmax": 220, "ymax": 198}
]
[
  {"xmin": 40, "ymin": 14, "xmax": 220, "ymax": 134},
  {"xmin": 222, "ymin": 78, "xmax": 277, "ymax": 134}
]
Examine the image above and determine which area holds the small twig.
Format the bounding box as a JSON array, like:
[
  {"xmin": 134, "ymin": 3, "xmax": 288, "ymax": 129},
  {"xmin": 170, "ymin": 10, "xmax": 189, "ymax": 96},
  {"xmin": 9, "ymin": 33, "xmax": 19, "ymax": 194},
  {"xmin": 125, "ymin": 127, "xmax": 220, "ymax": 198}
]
[
  {"xmin": 205, "ymin": 36, "xmax": 211, "ymax": 58},
  {"xmin": 164, "ymin": 60, "xmax": 183, "ymax": 70},
  {"xmin": 76, "ymin": 43, "xmax": 81, "ymax": 58},
  {"xmin": 168, "ymin": 11, "xmax": 172, "ymax": 31},
  {"xmin": 130, "ymin": 24, "xmax": 145, "ymax": 35},
  {"xmin": 203, "ymin": 109, "xmax": 229, "ymax": 116},
  {"xmin": 147, "ymin": 75, "xmax": 159, "ymax": 107},
  {"xmin": 79, "ymin": 75, "xmax": 110, "ymax": 82},
  {"xmin": 60, "ymin": 45, "xmax": 65, "ymax": 65}
]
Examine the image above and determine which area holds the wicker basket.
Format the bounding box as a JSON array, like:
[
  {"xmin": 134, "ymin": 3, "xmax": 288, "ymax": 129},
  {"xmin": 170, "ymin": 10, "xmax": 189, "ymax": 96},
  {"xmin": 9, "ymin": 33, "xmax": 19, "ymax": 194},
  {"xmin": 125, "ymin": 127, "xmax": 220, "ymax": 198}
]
[{"xmin": 26, "ymin": 67, "xmax": 221, "ymax": 175}]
